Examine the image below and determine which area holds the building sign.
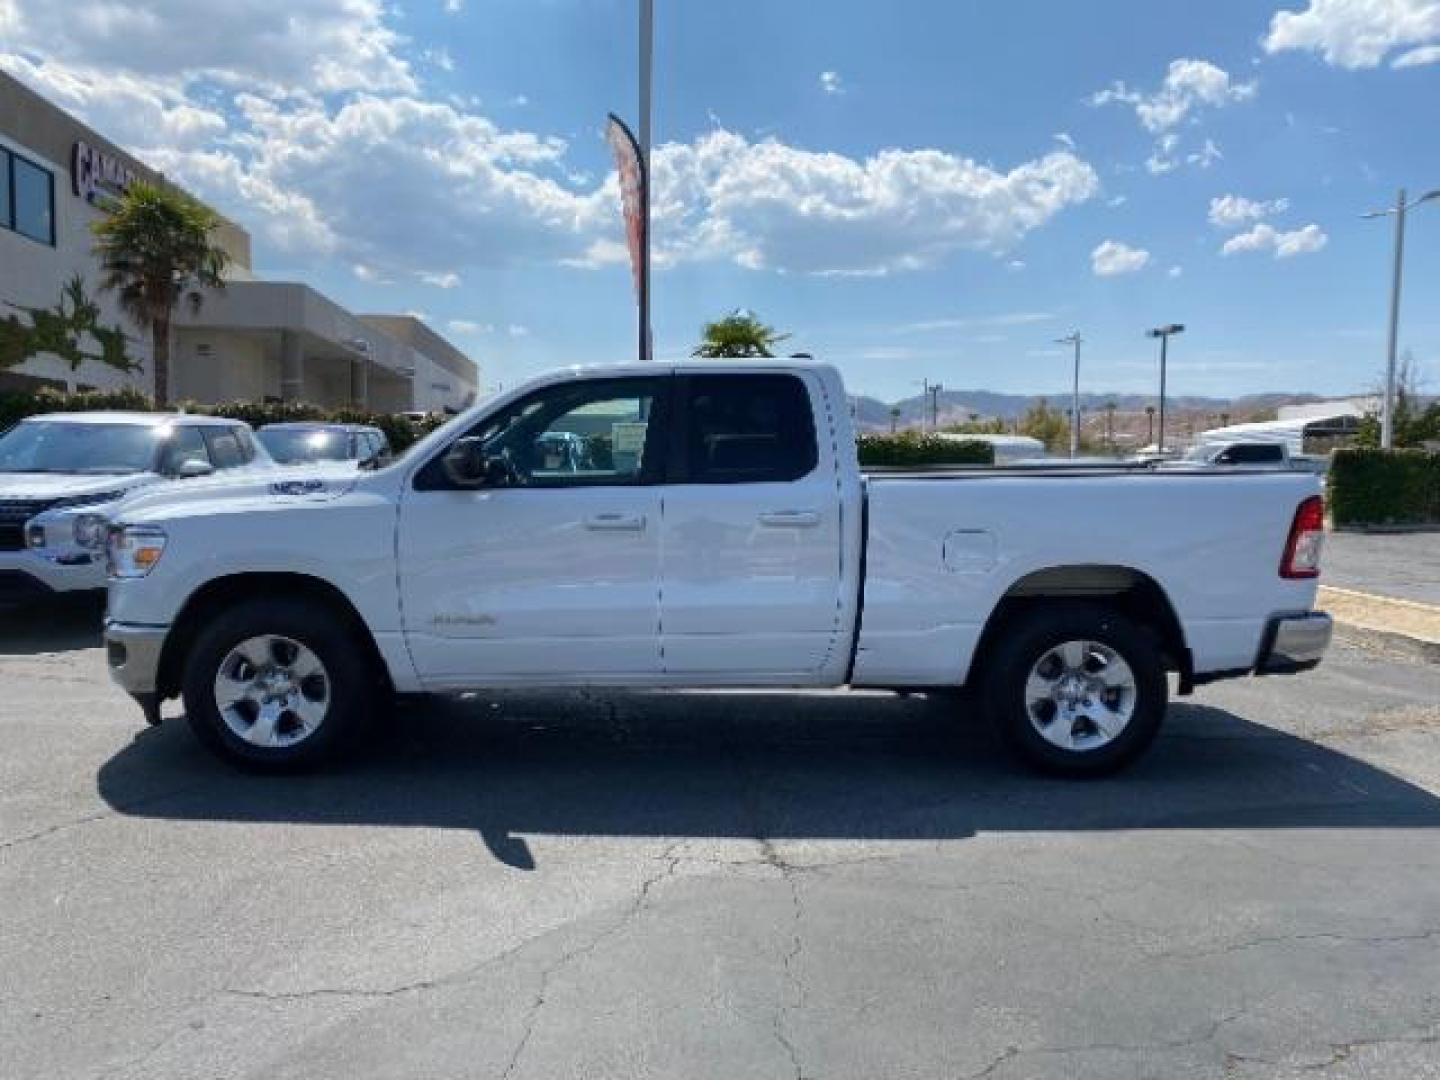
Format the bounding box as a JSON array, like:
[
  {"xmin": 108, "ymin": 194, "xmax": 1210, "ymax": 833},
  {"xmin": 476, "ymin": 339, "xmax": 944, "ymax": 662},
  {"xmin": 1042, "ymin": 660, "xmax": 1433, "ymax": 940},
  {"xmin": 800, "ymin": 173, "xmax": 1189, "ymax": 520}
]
[{"xmin": 72, "ymin": 141, "xmax": 138, "ymax": 204}]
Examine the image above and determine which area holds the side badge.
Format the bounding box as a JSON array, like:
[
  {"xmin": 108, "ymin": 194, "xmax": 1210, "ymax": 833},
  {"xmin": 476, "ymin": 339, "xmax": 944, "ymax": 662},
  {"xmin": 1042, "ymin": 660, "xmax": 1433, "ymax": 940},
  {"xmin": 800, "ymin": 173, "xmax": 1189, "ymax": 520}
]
[{"xmin": 271, "ymin": 479, "xmax": 327, "ymax": 496}]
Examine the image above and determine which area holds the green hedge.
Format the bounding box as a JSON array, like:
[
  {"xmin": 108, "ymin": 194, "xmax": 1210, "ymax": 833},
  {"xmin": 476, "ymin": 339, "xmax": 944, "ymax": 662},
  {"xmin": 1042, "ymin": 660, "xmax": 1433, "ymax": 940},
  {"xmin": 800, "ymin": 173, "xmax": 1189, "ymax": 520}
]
[
  {"xmin": 857, "ymin": 432, "xmax": 994, "ymax": 467},
  {"xmin": 1328, "ymin": 448, "xmax": 1440, "ymax": 526},
  {"xmin": 0, "ymin": 387, "xmax": 447, "ymax": 452}
]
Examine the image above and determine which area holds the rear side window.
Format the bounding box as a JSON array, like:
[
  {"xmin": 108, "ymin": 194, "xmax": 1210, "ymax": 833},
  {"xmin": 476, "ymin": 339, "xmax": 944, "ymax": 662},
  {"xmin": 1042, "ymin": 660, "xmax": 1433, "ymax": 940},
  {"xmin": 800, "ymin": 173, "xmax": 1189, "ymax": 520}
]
[
  {"xmin": 679, "ymin": 374, "xmax": 817, "ymax": 484},
  {"xmin": 1223, "ymin": 443, "xmax": 1283, "ymax": 464},
  {"xmin": 205, "ymin": 426, "xmax": 250, "ymax": 469}
]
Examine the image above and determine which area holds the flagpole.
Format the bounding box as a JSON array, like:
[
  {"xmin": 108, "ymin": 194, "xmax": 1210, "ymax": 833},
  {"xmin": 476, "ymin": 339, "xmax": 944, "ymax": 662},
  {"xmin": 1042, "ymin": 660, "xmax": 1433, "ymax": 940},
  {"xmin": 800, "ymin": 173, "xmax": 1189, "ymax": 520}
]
[{"xmin": 638, "ymin": 0, "xmax": 653, "ymax": 362}]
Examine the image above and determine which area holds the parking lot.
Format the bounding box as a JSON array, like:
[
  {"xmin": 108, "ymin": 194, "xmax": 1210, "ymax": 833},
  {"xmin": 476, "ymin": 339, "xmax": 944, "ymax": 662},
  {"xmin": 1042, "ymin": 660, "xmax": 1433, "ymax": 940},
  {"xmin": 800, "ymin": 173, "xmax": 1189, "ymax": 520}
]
[{"xmin": 3, "ymin": 598, "xmax": 1440, "ymax": 1079}]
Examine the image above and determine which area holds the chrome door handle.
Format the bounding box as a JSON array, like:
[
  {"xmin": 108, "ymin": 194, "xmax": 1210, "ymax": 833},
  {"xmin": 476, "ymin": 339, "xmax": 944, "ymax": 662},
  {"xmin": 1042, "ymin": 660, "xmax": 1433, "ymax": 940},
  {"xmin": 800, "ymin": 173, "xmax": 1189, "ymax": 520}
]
[
  {"xmin": 585, "ymin": 513, "xmax": 646, "ymax": 532},
  {"xmin": 758, "ymin": 509, "xmax": 821, "ymax": 527}
]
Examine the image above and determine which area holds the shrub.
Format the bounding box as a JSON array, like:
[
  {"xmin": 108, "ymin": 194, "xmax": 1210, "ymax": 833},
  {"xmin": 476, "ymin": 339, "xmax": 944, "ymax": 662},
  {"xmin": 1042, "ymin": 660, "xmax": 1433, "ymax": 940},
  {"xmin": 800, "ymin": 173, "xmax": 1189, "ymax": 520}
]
[
  {"xmin": 0, "ymin": 388, "xmax": 448, "ymax": 452},
  {"xmin": 1328, "ymin": 448, "xmax": 1440, "ymax": 526},
  {"xmin": 858, "ymin": 431, "xmax": 994, "ymax": 467}
]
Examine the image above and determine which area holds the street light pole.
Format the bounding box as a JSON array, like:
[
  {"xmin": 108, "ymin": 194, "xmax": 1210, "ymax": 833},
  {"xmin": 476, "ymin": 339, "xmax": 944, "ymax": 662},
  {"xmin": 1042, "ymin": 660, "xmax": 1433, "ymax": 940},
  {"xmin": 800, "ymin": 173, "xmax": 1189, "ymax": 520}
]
[
  {"xmin": 1146, "ymin": 324, "xmax": 1185, "ymax": 454},
  {"xmin": 1363, "ymin": 187, "xmax": 1439, "ymax": 448},
  {"xmin": 1056, "ymin": 331, "xmax": 1082, "ymax": 458}
]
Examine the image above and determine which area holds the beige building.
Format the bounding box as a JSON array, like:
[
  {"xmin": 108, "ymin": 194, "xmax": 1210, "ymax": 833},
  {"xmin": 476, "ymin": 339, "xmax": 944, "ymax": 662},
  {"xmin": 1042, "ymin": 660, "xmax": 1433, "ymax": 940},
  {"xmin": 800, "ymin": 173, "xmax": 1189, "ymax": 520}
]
[{"xmin": 0, "ymin": 71, "xmax": 476, "ymax": 412}]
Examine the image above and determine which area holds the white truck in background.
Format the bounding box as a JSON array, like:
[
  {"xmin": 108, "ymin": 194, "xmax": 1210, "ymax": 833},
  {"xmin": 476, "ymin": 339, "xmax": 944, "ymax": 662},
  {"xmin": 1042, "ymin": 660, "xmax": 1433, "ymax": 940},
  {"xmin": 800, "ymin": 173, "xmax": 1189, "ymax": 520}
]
[{"xmin": 103, "ymin": 360, "xmax": 1332, "ymax": 776}]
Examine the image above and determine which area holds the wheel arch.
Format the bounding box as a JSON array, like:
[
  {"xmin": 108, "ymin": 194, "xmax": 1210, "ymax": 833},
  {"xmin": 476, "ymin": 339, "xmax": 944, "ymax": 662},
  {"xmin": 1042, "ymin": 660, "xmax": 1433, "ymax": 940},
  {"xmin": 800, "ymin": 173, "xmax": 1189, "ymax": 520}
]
[
  {"xmin": 967, "ymin": 564, "xmax": 1192, "ymax": 693},
  {"xmin": 156, "ymin": 572, "xmax": 391, "ymax": 700}
]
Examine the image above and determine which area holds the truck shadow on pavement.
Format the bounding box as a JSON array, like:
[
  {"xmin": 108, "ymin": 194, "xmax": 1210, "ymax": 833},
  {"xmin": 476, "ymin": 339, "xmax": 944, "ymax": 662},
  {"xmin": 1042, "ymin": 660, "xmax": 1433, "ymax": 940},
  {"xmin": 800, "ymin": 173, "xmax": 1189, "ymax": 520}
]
[
  {"xmin": 96, "ymin": 689, "xmax": 1440, "ymax": 869},
  {"xmin": 0, "ymin": 595, "xmax": 105, "ymax": 654}
]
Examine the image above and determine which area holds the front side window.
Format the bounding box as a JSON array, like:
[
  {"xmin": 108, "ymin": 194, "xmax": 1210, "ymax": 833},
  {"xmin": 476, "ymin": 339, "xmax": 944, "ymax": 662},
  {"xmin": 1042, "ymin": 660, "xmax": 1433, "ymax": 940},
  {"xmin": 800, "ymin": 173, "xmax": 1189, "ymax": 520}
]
[
  {"xmin": 0, "ymin": 421, "xmax": 161, "ymax": 475},
  {"xmin": 679, "ymin": 374, "xmax": 817, "ymax": 484},
  {"xmin": 157, "ymin": 426, "xmax": 211, "ymax": 474},
  {"xmin": 205, "ymin": 427, "xmax": 250, "ymax": 469},
  {"xmin": 419, "ymin": 377, "xmax": 665, "ymax": 489},
  {"xmin": 11, "ymin": 153, "xmax": 54, "ymax": 245}
]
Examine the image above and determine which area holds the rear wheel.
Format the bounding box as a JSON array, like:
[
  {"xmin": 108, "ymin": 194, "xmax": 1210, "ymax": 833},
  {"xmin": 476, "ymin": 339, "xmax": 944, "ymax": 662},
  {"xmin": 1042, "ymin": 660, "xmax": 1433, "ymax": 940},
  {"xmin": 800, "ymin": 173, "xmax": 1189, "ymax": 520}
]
[
  {"xmin": 982, "ymin": 602, "xmax": 1167, "ymax": 776},
  {"xmin": 182, "ymin": 598, "xmax": 373, "ymax": 770}
]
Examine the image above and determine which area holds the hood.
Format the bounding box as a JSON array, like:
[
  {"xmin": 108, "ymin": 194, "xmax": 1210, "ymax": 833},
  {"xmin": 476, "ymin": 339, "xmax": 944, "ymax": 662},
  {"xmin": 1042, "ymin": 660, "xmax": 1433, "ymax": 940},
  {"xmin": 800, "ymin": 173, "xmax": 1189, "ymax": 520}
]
[
  {"xmin": 116, "ymin": 463, "xmax": 360, "ymax": 521},
  {"xmin": 0, "ymin": 471, "xmax": 156, "ymax": 503}
]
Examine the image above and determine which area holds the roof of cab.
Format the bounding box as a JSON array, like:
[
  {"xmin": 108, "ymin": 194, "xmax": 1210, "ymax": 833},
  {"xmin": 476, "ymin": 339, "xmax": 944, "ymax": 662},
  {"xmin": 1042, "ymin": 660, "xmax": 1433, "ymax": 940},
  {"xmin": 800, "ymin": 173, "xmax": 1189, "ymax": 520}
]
[
  {"xmin": 258, "ymin": 422, "xmax": 380, "ymax": 433},
  {"xmin": 20, "ymin": 411, "xmax": 249, "ymax": 427}
]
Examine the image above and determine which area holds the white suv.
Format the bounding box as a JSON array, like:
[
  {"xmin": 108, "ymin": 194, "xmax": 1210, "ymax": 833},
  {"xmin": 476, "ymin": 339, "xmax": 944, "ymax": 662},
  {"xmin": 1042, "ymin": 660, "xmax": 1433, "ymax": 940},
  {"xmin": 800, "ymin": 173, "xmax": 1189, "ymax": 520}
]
[{"xmin": 0, "ymin": 411, "xmax": 270, "ymax": 602}]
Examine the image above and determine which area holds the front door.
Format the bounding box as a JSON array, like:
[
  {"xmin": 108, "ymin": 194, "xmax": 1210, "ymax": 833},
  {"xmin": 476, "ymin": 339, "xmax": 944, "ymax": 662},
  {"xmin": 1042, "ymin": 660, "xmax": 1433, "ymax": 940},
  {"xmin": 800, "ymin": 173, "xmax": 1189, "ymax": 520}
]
[{"xmin": 398, "ymin": 376, "xmax": 669, "ymax": 685}]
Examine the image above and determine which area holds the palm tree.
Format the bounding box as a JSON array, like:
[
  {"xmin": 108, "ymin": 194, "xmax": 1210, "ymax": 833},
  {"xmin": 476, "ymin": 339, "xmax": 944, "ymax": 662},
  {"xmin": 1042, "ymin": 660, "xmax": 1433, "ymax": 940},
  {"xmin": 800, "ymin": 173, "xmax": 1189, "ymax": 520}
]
[
  {"xmin": 1145, "ymin": 405, "xmax": 1156, "ymax": 445},
  {"xmin": 693, "ymin": 310, "xmax": 790, "ymax": 358},
  {"xmin": 91, "ymin": 181, "xmax": 229, "ymax": 405},
  {"xmin": 889, "ymin": 405, "xmax": 901, "ymax": 433}
]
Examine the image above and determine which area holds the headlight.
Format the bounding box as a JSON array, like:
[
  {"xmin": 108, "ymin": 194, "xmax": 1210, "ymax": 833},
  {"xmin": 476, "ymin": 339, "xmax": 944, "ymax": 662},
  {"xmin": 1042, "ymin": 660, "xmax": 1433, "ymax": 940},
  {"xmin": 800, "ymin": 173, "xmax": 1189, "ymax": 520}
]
[
  {"xmin": 73, "ymin": 513, "xmax": 111, "ymax": 550},
  {"xmin": 106, "ymin": 525, "xmax": 168, "ymax": 579}
]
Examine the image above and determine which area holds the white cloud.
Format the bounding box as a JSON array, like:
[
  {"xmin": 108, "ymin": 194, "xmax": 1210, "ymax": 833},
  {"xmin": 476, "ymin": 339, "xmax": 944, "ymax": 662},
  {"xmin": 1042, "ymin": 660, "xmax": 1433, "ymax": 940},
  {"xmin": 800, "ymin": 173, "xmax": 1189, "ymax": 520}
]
[
  {"xmin": 1, "ymin": 0, "xmax": 1098, "ymax": 280},
  {"xmin": 1091, "ymin": 58, "xmax": 1256, "ymax": 133},
  {"xmin": 1394, "ymin": 42, "xmax": 1440, "ymax": 65},
  {"xmin": 1221, "ymin": 222, "xmax": 1329, "ymax": 257},
  {"xmin": 819, "ymin": 70, "xmax": 844, "ymax": 95},
  {"xmin": 645, "ymin": 131, "xmax": 1098, "ymax": 275},
  {"xmin": 1091, "ymin": 240, "xmax": 1151, "ymax": 276},
  {"xmin": 899, "ymin": 311, "xmax": 1056, "ymax": 334},
  {"xmin": 419, "ymin": 271, "xmax": 462, "ymax": 288},
  {"xmin": 1186, "ymin": 139, "xmax": 1224, "ymax": 168},
  {"xmin": 444, "ymin": 0, "xmax": 463, "ymax": 12},
  {"xmin": 1, "ymin": 0, "xmax": 414, "ymax": 94},
  {"xmin": 1263, "ymin": 0, "xmax": 1440, "ymax": 69},
  {"xmin": 447, "ymin": 319, "xmax": 491, "ymax": 334},
  {"xmin": 507, "ymin": 324, "xmax": 530, "ymax": 337},
  {"xmin": 1208, "ymin": 194, "xmax": 1291, "ymax": 227},
  {"xmin": 1054, "ymin": 131, "xmax": 1076, "ymax": 149},
  {"xmin": 1168, "ymin": 265, "xmax": 1184, "ymax": 278}
]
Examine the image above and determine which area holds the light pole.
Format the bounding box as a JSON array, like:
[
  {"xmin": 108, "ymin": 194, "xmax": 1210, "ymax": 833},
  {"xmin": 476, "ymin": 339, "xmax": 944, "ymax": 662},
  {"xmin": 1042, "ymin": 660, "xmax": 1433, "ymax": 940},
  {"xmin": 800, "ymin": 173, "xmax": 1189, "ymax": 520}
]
[
  {"xmin": 1055, "ymin": 331, "xmax": 1082, "ymax": 458},
  {"xmin": 915, "ymin": 378, "xmax": 943, "ymax": 430},
  {"xmin": 1146, "ymin": 324, "xmax": 1185, "ymax": 453},
  {"xmin": 1362, "ymin": 187, "xmax": 1439, "ymax": 448}
]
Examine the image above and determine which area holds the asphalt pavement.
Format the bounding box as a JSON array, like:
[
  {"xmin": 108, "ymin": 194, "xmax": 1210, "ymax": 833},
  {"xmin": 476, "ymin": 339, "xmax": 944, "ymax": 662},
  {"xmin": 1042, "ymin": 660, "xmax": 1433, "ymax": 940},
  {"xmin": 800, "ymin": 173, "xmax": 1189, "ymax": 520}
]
[
  {"xmin": 1324, "ymin": 529, "xmax": 1440, "ymax": 607},
  {"xmin": 3, "ymin": 600, "xmax": 1440, "ymax": 1079}
]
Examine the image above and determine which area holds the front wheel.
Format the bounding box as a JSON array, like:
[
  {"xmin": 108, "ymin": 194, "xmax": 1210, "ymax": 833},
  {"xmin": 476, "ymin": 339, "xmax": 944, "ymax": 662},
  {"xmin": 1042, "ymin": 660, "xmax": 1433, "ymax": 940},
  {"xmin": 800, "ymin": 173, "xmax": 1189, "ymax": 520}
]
[
  {"xmin": 982, "ymin": 602, "xmax": 1168, "ymax": 777},
  {"xmin": 181, "ymin": 598, "xmax": 374, "ymax": 770}
]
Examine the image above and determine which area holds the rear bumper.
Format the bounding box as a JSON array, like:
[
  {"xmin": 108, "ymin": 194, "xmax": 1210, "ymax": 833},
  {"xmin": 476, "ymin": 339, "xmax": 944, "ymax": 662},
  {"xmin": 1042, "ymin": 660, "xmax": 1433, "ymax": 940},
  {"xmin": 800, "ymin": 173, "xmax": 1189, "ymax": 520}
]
[
  {"xmin": 1256, "ymin": 611, "xmax": 1333, "ymax": 674},
  {"xmin": 104, "ymin": 620, "xmax": 169, "ymax": 696}
]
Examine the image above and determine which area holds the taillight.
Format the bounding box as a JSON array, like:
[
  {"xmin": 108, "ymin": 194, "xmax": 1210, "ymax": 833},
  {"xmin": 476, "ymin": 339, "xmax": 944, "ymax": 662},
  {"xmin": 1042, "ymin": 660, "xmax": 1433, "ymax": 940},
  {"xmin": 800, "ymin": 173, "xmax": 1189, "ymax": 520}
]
[{"xmin": 1280, "ymin": 495, "xmax": 1324, "ymax": 579}]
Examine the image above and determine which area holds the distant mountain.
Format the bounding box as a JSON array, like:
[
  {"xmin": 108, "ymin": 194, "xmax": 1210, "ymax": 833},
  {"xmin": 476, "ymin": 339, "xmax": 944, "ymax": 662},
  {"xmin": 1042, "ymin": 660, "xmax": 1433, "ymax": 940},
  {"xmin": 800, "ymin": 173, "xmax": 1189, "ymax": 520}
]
[{"xmin": 849, "ymin": 388, "xmax": 1326, "ymax": 431}]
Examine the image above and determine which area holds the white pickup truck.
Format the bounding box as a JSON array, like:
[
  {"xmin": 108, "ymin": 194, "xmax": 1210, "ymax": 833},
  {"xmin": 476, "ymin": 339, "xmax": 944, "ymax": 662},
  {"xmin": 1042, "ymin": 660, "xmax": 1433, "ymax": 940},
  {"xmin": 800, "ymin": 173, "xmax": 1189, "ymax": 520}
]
[{"xmin": 104, "ymin": 360, "xmax": 1332, "ymax": 776}]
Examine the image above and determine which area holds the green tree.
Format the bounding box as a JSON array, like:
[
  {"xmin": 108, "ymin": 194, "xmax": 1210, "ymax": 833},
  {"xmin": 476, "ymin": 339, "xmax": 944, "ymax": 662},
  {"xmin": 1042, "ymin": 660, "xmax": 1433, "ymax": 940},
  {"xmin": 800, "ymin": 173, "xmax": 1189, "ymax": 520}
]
[
  {"xmin": 692, "ymin": 309, "xmax": 790, "ymax": 358},
  {"xmin": 91, "ymin": 181, "xmax": 229, "ymax": 405},
  {"xmin": 1019, "ymin": 397, "xmax": 1070, "ymax": 452},
  {"xmin": 888, "ymin": 405, "xmax": 901, "ymax": 433}
]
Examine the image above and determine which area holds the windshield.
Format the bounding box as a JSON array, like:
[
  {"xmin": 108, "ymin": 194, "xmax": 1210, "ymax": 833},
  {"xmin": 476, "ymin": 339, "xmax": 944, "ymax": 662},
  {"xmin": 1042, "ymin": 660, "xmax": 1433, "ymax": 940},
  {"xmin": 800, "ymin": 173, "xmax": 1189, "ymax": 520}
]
[
  {"xmin": 0, "ymin": 421, "xmax": 161, "ymax": 474},
  {"xmin": 258, "ymin": 429, "xmax": 351, "ymax": 464}
]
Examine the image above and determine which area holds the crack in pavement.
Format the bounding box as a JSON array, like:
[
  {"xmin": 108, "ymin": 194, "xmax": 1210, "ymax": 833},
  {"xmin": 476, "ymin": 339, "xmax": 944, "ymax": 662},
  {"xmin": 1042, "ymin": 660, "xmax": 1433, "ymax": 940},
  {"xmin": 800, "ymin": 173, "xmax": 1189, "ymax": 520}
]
[
  {"xmin": 961, "ymin": 1004, "xmax": 1248, "ymax": 1079},
  {"xmin": 499, "ymin": 839, "xmax": 685, "ymax": 1079},
  {"xmin": 0, "ymin": 781, "xmax": 214, "ymax": 853},
  {"xmin": 1156, "ymin": 927, "xmax": 1440, "ymax": 962},
  {"xmin": 1224, "ymin": 1027, "xmax": 1440, "ymax": 1074}
]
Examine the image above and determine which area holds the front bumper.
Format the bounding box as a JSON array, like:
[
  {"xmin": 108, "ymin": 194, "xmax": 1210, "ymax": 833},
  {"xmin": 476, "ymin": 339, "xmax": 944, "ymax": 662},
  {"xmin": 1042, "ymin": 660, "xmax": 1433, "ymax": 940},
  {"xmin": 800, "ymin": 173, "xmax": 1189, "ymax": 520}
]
[
  {"xmin": 104, "ymin": 620, "xmax": 169, "ymax": 695},
  {"xmin": 1257, "ymin": 611, "xmax": 1333, "ymax": 674},
  {"xmin": 0, "ymin": 549, "xmax": 106, "ymax": 595}
]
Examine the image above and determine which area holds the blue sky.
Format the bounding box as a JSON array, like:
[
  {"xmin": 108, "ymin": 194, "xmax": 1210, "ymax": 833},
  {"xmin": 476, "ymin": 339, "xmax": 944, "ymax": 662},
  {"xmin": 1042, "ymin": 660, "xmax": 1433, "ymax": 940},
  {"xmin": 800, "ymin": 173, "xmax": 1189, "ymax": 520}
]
[{"xmin": 4, "ymin": 0, "xmax": 1439, "ymax": 401}]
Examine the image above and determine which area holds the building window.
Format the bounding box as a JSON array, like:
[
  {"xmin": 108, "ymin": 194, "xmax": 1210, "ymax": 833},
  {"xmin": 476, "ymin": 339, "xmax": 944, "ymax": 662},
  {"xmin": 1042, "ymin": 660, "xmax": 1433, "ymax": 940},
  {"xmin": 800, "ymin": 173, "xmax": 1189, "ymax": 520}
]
[{"xmin": 2, "ymin": 148, "xmax": 56, "ymax": 246}]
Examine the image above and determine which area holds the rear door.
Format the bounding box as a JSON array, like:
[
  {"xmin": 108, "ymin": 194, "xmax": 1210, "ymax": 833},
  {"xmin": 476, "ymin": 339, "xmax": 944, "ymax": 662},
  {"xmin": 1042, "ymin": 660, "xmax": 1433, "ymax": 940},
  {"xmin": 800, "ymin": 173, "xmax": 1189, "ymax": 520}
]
[{"xmin": 658, "ymin": 371, "xmax": 845, "ymax": 682}]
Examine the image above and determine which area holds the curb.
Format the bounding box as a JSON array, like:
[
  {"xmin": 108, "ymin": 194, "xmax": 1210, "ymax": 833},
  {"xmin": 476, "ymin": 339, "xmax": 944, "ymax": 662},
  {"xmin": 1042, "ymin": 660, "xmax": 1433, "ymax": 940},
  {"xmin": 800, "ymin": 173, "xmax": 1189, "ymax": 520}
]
[{"xmin": 1318, "ymin": 585, "xmax": 1440, "ymax": 665}]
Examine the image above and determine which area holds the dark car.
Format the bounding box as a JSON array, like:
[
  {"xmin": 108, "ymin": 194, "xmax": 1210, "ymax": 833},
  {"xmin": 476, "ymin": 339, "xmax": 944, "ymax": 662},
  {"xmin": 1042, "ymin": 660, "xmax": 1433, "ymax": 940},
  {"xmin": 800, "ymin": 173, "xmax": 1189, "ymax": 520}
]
[{"xmin": 256, "ymin": 423, "xmax": 392, "ymax": 468}]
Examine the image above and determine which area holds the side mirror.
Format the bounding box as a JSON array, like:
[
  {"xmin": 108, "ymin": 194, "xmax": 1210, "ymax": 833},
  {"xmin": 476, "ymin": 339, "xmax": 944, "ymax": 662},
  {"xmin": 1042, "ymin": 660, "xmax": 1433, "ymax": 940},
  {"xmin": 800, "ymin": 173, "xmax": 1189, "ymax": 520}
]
[
  {"xmin": 442, "ymin": 437, "xmax": 511, "ymax": 487},
  {"xmin": 175, "ymin": 458, "xmax": 215, "ymax": 479}
]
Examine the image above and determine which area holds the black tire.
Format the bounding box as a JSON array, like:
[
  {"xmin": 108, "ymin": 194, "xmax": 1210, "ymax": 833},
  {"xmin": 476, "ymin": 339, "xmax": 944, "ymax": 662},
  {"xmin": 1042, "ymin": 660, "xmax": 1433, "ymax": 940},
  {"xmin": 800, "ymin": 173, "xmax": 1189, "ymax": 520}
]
[
  {"xmin": 181, "ymin": 597, "xmax": 375, "ymax": 770},
  {"xmin": 981, "ymin": 601, "xmax": 1167, "ymax": 777}
]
